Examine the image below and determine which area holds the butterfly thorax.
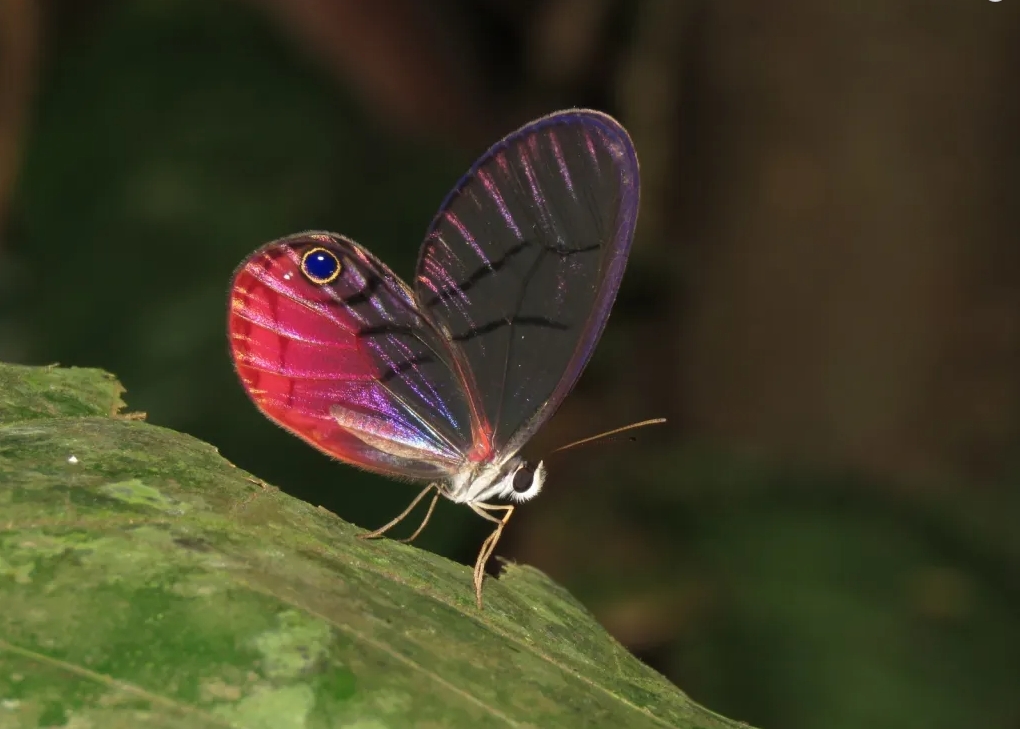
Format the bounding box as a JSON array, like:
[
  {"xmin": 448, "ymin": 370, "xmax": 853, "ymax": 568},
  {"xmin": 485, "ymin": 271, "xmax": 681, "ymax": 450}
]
[{"xmin": 445, "ymin": 457, "xmax": 546, "ymax": 505}]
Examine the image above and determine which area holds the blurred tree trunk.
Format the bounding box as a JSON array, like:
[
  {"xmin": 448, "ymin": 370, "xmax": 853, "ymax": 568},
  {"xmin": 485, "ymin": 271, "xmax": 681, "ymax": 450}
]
[
  {"xmin": 0, "ymin": 0, "xmax": 39, "ymax": 248},
  {"xmin": 243, "ymin": 0, "xmax": 497, "ymax": 144},
  {"xmin": 677, "ymin": 1, "xmax": 1020, "ymax": 484}
]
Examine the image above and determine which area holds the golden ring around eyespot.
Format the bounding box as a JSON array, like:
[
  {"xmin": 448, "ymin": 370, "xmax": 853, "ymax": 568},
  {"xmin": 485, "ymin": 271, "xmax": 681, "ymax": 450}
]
[{"xmin": 300, "ymin": 247, "xmax": 342, "ymax": 285}]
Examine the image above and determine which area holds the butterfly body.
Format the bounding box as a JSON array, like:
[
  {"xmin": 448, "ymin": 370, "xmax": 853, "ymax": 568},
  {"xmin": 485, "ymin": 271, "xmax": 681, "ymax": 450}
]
[{"xmin": 228, "ymin": 110, "xmax": 640, "ymax": 607}]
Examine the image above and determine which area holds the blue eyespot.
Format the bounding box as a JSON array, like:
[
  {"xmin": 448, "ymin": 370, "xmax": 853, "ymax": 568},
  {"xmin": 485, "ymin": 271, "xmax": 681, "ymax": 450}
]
[{"xmin": 301, "ymin": 247, "xmax": 341, "ymax": 284}]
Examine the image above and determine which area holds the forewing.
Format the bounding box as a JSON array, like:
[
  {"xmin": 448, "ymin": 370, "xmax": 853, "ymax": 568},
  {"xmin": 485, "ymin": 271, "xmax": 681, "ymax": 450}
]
[
  {"xmin": 415, "ymin": 110, "xmax": 640, "ymax": 453},
  {"xmin": 229, "ymin": 232, "xmax": 476, "ymax": 480}
]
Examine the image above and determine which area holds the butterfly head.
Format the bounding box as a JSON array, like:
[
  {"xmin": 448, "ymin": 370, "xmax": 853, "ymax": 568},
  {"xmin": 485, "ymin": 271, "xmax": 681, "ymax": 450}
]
[
  {"xmin": 451, "ymin": 456, "xmax": 546, "ymax": 504},
  {"xmin": 507, "ymin": 459, "xmax": 546, "ymax": 503}
]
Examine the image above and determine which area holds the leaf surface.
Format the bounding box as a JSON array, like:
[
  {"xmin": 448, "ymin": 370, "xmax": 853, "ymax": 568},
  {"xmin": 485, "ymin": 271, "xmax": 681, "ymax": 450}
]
[{"xmin": 0, "ymin": 363, "xmax": 750, "ymax": 729}]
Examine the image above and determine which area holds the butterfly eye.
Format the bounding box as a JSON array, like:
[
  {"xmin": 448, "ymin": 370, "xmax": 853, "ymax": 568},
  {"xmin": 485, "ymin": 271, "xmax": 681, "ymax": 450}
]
[
  {"xmin": 301, "ymin": 247, "xmax": 342, "ymax": 284},
  {"xmin": 512, "ymin": 463, "xmax": 535, "ymax": 493}
]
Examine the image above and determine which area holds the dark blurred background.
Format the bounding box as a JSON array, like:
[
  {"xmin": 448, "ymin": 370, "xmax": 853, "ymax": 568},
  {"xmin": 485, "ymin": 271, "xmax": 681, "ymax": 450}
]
[{"xmin": 2, "ymin": 1, "xmax": 1019, "ymax": 727}]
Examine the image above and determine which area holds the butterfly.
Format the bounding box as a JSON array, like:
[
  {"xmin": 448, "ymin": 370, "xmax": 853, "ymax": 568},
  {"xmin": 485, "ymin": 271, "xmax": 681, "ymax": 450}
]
[{"xmin": 228, "ymin": 109, "xmax": 655, "ymax": 608}]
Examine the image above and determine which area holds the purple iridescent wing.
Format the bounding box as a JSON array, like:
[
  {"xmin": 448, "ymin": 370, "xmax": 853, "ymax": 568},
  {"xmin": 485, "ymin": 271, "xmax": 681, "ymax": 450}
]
[
  {"xmin": 229, "ymin": 232, "xmax": 483, "ymax": 480},
  {"xmin": 414, "ymin": 110, "xmax": 640, "ymax": 454}
]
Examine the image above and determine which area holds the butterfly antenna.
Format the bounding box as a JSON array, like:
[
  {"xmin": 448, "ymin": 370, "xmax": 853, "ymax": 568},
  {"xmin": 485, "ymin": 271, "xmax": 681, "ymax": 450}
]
[{"xmin": 550, "ymin": 417, "xmax": 667, "ymax": 454}]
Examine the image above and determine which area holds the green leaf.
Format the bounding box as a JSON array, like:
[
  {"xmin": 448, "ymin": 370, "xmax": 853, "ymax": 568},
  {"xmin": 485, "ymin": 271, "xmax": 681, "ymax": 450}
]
[
  {"xmin": 0, "ymin": 363, "xmax": 126, "ymax": 423},
  {"xmin": 0, "ymin": 363, "xmax": 751, "ymax": 728}
]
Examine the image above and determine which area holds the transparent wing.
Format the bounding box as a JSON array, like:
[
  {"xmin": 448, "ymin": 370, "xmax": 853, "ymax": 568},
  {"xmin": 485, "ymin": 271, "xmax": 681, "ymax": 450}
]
[
  {"xmin": 229, "ymin": 232, "xmax": 482, "ymax": 480},
  {"xmin": 414, "ymin": 110, "xmax": 640, "ymax": 455}
]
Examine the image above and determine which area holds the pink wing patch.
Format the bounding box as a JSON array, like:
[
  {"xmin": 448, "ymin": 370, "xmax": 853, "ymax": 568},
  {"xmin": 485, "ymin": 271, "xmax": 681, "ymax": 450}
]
[{"xmin": 228, "ymin": 234, "xmax": 474, "ymax": 480}]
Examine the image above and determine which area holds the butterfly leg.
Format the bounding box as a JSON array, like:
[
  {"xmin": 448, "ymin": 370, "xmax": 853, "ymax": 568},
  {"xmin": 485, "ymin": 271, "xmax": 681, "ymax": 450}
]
[
  {"xmin": 397, "ymin": 487, "xmax": 441, "ymax": 544},
  {"xmin": 468, "ymin": 503, "xmax": 515, "ymax": 609},
  {"xmin": 358, "ymin": 483, "xmax": 439, "ymax": 543}
]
